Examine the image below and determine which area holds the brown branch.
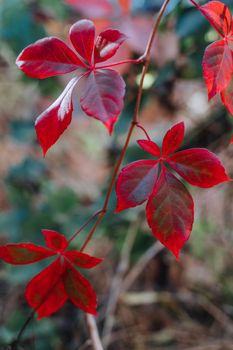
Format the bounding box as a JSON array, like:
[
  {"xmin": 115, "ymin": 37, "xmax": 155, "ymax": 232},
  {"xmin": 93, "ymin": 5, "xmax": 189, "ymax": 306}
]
[
  {"xmin": 121, "ymin": 241, "xmax": 164, "ymax": 293},
  {"xmin": 86, "ymin": 315, "xmax": 104, "ymax": 350},
  {"xmin": 102, "ymin": 220, "xmax": 140, "ymax": 348},
  {"xmin": 80, "ymin": 0, "xmax": 171, "ymax": 252}
]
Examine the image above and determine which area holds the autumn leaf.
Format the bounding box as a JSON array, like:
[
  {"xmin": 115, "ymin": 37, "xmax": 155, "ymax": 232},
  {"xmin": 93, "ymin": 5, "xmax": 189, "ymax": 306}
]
[{"xmin": 0, "ymin": 230, "xmax": 102, "ymax": 318}]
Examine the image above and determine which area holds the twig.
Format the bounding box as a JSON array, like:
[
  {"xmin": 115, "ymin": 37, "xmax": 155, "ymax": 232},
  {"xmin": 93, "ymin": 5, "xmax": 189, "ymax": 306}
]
[
  {"xmin": 80, "ymin": 0, "xmax": 171, "ymax": 252},
  {"xmin": 86, "ymin": 315, "xmax": 104, "ymax": 350},
  {"xmin": 102, "ymin": 220, "xmax": 140, "ymax": 348},
  {"xmin": 67, "ymin": 209, "xmax": 104, "ymax": 245},
  {"xmin": 121, "ymin": 241, "xmax": 164, "ymax": 292}
]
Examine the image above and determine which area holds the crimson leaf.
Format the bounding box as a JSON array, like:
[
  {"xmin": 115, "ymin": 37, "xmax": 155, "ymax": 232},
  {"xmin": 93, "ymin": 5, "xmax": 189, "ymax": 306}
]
[
  {"xmin": 79, "ymin": 69, "xmax": 125, "ymax": 134},
  {"xmin": 162, "ymin": 122, "xmax": 184, "ymax": 156},
  {"xmin": 167, "ymin": 148, "xmax": 230, "ymax": 187},
  {"xmin": 203, "ymin": 40, "xmax": 233, "ymax": 100},
  {"xmin": 0, "ymin": 230, "xmax": 102, "ymax": 318},
  {"xmin": 146, "ymin": 166, "xmax": 194, "ymax": 259},
  {"xmin": 199, "ymin": 1, "xmax": 232, "ymax": 37},
  {"xmin": 116, "ymin": 160, "xmax": 159, "ymax": 212},
  {"xmin": 16, "ymin": 37, "xmax": 84, "ymax": 78}
]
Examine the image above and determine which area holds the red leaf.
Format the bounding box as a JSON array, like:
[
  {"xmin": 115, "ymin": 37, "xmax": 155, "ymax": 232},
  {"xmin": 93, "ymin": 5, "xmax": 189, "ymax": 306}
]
[
  {"xmin": 63, "ymin": 263, "xmax": 97, "ymax": 315},
  {"xmin": 167, "ymin": 148, "xmax": 230, "ymax": 187},
  {"xmin": 42, "ymin": 230, "xmax": 68, "ymax": 252},
  {"xmin": 64, "ymin": 0, "xmax": 113, "ymax": 18},
  {"xmin": 79, "ymin": 69, "xmax": 125, "ymax": 133},
  {"xmin": 0, "ymin": 244, "xmax": 54, "ymax": 265},
  {"xmin": 35, "ymin": 77, "xmax": 79, "ymax": 156},
  {"xmin": 65, "ymin": 251, "xmax": 102, "ymax": 268},
  {"xmin": 162, "ymin": 122, "xmax": 184, "ymax": 156},
  {"xmin": 203, "ymin": 40, "xmax": 233, "ymax": 100},
  {"xmin": 25, "ymin": 259, "xmax": 67, "ymax": 319},
  {"xmin": 94, "ymin": 29, "xmax": 126, "ymax": 63},
  {"xmin": 116, "ymin": 160, "xmax": 159, "ymax": 212},
  {"xmin": 69, "ymin": 20, "xmax": 95, "ymax": 65},
  {"xmin": 221, "ymin": 76, "xmax": 233, "ymax": 114},
  {"xmin": 137, "ymin": 140, "xmax": 161, "ymax": 157},
  {"xmin": 16, "ymin": 37, "xmax": 84, "ymax": 78},
  {"xmin": 146, "ymin": 166, "xmax": 194, "ymax": 259},
  {"xmin": 200, "ymin": 1, "xmax": 232, "ymax": 37}
]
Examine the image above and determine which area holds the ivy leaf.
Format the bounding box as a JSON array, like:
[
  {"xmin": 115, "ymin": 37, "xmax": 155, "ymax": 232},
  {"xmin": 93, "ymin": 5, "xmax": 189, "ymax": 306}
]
[
  {"xmin": 16, "ymin": 19, "xmax": 127, "ymax": 153},
  {"xmin": 199, "ymin": 1, "xmax": 232, "ymax": 37},
  {"xmin": 137, "ymin": 140, "xmax": 160, "ymax": 157},
  {"xmin": 80, "ymin": 69, "xmax": 125, "ymax": 134},
  {"xmin": 146, "ymin": 165, "xmax": 194, "ymax": 259},
  {"xmin": 162, "ymin": 122, "xmax": 184, "ymax": 156},
  {"xmin": 63, "ymin": 263, "xmax": 97, "ymax": 314},
  {"xmin": 116, "ymin": 160, "xmax": 159, "ymax": 212},
  {"xmin": 0, "ymin": 244, "xmax": 54, "ymax": 265},
  {"xmin": 115, "ymin": 122, "xmax": 230, "ymax": 257},
  {"xmin": 0, "ymin": 230, "xmax": 102, "ymax": 318},
  {"xmin": 94, "ymin": 29, "xmax": 127, "ymax": 63},
  {"xmin": 69, "ymin": 20, "xmax": 95, "ymax": 65},
  {"xmin": 35, "ymin": 77, "xmax": 80, "ymax": 156},
  {"xmin": 25, "ymin": 259, "xmax": 67, "ymax": 319},
  {"xmin": 16, "ymin": 37, "xmax": 85, "ymax": 78},
  {"xmin": 203, "ymin": 40, "xmax": 233, "ymax": 100},
  {"xmin": 167, "ymin": 148, "xmax": 230, "ymax": 187}
]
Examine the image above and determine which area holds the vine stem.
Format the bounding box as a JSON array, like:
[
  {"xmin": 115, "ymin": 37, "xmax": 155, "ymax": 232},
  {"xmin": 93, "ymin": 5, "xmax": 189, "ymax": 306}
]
[{"xmin": 80, "ymin": 0, "xmax": 171, "ymax": 252}]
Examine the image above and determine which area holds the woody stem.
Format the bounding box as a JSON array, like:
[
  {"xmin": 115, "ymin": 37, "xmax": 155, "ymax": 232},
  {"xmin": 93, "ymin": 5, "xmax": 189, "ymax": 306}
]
[{"xmin": 80, "ymin": 0, "xmax": 171, "ymax": 252}]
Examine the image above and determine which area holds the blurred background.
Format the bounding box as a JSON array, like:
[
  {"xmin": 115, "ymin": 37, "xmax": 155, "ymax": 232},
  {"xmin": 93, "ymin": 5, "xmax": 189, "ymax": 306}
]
[{"xmin": 0, "ymin": 0, "xmax": 233, "ymax": 349}]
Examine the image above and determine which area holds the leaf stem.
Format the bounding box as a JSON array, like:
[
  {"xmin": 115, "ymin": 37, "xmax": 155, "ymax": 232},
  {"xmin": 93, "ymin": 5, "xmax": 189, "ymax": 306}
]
[
  {"xmin": 80, "ymin": 0, "xmax": 171, "ymax": 252},
  {"xmin": 96, "ymin": 57, "xmax": 144, "ymax": 70},
  {"xmin": 67, "ymin": 210, "xmax": 103, "ymax": 246},
  {"xmin": 136, "ymin": 123, "xmax": 151, "ymax": 140}
]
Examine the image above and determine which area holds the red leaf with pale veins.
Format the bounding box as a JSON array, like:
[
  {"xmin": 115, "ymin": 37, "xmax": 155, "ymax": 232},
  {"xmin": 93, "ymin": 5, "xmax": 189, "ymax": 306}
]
[
  {"xmin": 0, "ymin": 244, "xmax": 55, "ymax": 265},
  {"xmin": 35, "ymin": 77, "xmax": 79, "ymax": 156},
  {"xmin": 116, "ymin": 160, "xmax": 159, "ymax": 212},
  {"xmin": 137, "ymin": 140, "xmax": 161, "ymax": 157},
  {"xmin": 16, "ymin": 37, "xmax": 84, "ymax": 78},
  {"xmin": 26, "ymin": 259, "xmax": 67, "ymax": 319},
  {"xmin": 65, "ymin": 251, "xmax": 102, "ymax": 268},
  {"xmin": 200, "ymin": 1, "xmax": 232, "ymax": 37},
  {"xmin": 221, "ymin": 76, "xmax": 233, "ymax": 114},
  {"xmin": 95, "ymin": 29, "xmax": 127, "ymax": 63},
  {"xmin": 203, "ymin": 40, "xmax": 233, "ymax": 100},
  {"xmin": 42, "ymin": 230, "xmax": 68, "ymax": 252},
  {"xmin": 162, "ymin": 122, "xmax": 184, "ymax": 156},
  {"xmin": 63, "ymin": 263, "xmax": 97, "ymax": 315},
  {"xmin": 69, "ymin": 20, "xmax": 95, "ymax": 65},
  {"xmin": 79, "ymin": 69, "xmax": 125, "ymax": 133},
  {"xmin": 146, "ymin": 166, "xmax": 194, "ymax": 259},
  {"xmin": 64, "ymin": 0, "xmax": 113, "ymax": 18},
  {"xmin": 167, "ymin": 148, "xmax": 230, "ymax": 188}
]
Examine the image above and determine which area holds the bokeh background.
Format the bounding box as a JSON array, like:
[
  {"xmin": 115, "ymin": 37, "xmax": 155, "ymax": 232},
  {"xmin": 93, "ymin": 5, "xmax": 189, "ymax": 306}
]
[{"xmin": 0, "ymin": 0, "xmax": 233, "ymax": 349}]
